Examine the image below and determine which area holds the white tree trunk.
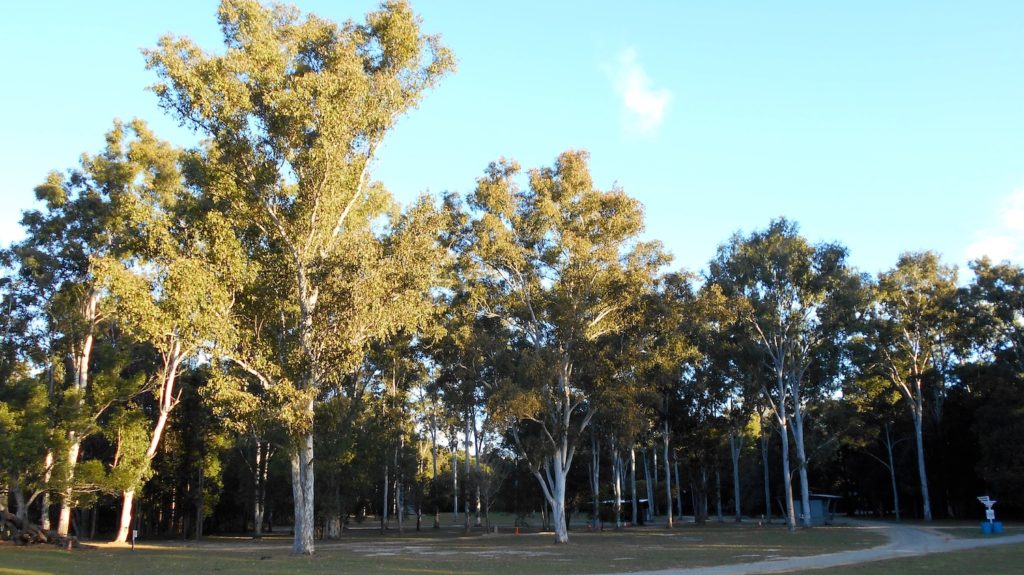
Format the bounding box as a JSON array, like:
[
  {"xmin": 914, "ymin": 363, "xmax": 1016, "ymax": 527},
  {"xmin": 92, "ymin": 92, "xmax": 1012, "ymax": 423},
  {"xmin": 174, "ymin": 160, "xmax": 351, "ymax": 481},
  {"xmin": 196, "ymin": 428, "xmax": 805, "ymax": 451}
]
[
  {"xmin": 761, "ymin": 414, "xmax": 772, "ymax": 522},
  {"xmin": 912, "ymin": 400, "xmax": 933, "ymax": 521},
  {"xmin": 114, "ymin": 355, "xmax": 181, "ymax": 543},
  {"xmin": 532, "ymin": 456, "xmax": 570, "ymax": 543},
  {"xmin": 630, "ymin": 447, "xmax": 638, "ymax": 526},
  {"xmin": 884, "ymin": 424, "xmax": 901, "ymax": 521},
  {"xmin": 57, "ymin": 439, "xmax": 82, "ymax": 537},
  {"xmin": 114, "ymin": 489, "xmax": 135, "ymax": 543},
  {"xmin": 58, "ymin": 292, "xmax": 99, "ymax": 538},
  {"xmin": 472, "ymin": 415, "xmax": 483, "ymax": 528},
  {"xmin": 790, "ymin": 383, "xmax": 812, "ymax": 528},
  {"xmin": 730, "ymin": 432, "xmax": 743, "ymax": 522},
  {"xmin": 463, "ymin": 415, "xmax": 471, "ymax": 533},
  {"xmin": 40, "ymin": 450, "xmax": 53, "ymax": 530},
  {"xmin": 773, "ymin": 384, "xmax": 796, "ymax": 531},
  {"xmin": 612, "ymin": 447, "xmax": 623, "ymax": 529},
  {"xmin": 551, "ymin": 469, "xmax": 568, "ymax": 543}
]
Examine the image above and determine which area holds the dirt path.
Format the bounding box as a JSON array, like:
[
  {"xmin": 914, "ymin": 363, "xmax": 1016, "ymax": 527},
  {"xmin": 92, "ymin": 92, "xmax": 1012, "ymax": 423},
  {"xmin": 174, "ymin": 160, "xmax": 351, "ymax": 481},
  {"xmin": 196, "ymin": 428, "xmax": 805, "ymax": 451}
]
[{"xmin": 604, "ymin": 520, "xmax": 1024, "ymax": 575}]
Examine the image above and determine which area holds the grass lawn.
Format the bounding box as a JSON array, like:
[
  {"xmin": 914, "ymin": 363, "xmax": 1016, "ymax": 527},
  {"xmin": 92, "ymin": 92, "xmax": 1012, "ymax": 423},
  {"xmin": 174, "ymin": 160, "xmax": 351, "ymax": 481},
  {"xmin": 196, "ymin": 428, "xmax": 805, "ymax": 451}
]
[
  {"xmin": 930, "ymin": 524, "xmax": 1022, "ymax": 539},
  {"xmin": 0, "ymin": 522, "xmax": 883, "ymax": 575},
  {"xmin": 797, "ymin": 542, "xmax": 1024, "ymax": 575},
  {"xmin": 862, "ymin": 518, "xmax": 1023, "ymax": 540}
]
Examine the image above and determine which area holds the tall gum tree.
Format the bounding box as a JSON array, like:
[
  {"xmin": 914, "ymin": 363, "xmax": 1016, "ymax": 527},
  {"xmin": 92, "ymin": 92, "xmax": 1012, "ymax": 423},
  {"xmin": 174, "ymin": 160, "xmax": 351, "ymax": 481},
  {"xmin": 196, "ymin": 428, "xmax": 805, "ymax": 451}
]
[
  {"xmin": 14, "ymin": 130, "xmax": 140, "ymax": 535},
  {"xmin": 144, "ymin": 0, "xmax": 453, "ymax": 554},
  {"xmin": 92, "ymin": 120, "xmax": 246, "ymax": 543},
  {"xmin": 468, "ymin": 151, "xmax": 666, "ymax": 543},
  {"xmin": 708, "ymin": 218, "xmax": 857, "ymax": 530},
  {"xmin": 862, "ymin": 251, "xmax": 957, "ymax": 522},
  {"xmin": 958, "ymin": 259, "xmax": 1024, "ymax": 508}
]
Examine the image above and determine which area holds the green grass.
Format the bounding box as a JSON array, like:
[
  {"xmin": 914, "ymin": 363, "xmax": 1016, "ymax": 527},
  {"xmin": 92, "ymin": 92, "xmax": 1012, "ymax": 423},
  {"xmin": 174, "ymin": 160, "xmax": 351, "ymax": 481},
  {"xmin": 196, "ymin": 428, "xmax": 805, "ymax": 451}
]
[
  {"xmin": 0, "ymin": 522, "xmax": 883, "ymax": 575},
  {"xmin": 797, "ymin": 542, "xmax": 1024, "ymax": 575}
]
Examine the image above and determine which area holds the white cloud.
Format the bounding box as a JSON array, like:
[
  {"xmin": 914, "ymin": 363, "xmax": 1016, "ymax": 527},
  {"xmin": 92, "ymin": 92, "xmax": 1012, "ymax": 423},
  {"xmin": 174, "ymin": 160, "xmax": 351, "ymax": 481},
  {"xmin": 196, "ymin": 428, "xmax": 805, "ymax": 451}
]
[
  {"xmin": 965, "ymin": 188, "xmax": 1024, "ymax": 263},
  {"xmin": 607, "ymin": 48, "xmax": 672, "ymax": 136}
]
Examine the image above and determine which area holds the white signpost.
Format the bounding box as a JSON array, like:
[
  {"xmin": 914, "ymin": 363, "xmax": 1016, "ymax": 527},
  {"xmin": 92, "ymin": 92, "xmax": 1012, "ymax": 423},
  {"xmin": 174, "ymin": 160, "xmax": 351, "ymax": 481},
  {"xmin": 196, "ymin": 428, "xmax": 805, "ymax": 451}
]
[{"xmin": 977, "ymin": 496, "xmax": 998, "ymax": 534}]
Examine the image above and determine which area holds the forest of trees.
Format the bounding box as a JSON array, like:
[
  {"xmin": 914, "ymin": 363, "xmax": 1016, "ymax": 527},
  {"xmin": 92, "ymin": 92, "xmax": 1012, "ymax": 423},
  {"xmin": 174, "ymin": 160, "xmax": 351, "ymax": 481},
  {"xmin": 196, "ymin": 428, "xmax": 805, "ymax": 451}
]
[{"xmin": 2, "ymin": 0, "xmax": 1023, "ymax": 555}]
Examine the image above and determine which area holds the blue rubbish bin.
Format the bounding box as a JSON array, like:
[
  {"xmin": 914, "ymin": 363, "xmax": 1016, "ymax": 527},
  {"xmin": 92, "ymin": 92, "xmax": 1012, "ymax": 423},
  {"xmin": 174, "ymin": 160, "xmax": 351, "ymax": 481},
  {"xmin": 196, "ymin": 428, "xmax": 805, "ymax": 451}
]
[
  {"xmin": 993, "ymin": 521, "xmax": 1004, "ymax": 534},
  {"xmin": 982, "ymin": 522, "xmax": 993, "ymax": 534}
]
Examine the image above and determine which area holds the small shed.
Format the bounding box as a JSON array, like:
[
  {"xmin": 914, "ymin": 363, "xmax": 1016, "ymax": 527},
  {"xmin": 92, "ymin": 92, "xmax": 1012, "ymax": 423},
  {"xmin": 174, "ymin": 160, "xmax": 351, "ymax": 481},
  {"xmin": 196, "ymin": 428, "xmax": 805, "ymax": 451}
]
[{"xmin": 794, "ymin": 494, "xmax": 841, "ymax": 526}]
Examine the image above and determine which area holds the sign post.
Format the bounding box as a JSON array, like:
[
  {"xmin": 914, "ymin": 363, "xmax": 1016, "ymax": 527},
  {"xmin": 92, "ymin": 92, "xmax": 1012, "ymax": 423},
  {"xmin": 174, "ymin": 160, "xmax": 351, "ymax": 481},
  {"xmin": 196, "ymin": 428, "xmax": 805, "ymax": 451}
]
[{"xmin": 977, "ymin": 496, "xmax": 998, "ymax": 534}]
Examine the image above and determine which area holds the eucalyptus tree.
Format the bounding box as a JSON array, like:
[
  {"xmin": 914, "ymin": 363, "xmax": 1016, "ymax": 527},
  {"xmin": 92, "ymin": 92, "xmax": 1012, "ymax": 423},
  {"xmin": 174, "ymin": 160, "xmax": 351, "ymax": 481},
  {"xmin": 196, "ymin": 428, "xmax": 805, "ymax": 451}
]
[
  {"xmin": 638, "ymin": 272, "xmax": 739, "ymax": 527},
  {"xmin": 91, "ymin": 119, "xmax": 246, "ymax": 542},
  {"xmin": 426, "ymin": 241, "xmax": 516, "ymax": 531},
  {"xmin": 467, "ymin": 150, "xmax": 667, "ymax": 543},
  {"xmin": 860, "ymin": 252, "xmax": 957, "ymax": 521},
  {"xmin": 586, "ymin": 295, "xmax": 657, "ymax": 529},
  {"xmin": 145, "ymin": 0, "xmax": 453, "ymax": 554},
  {"xmin": 961, "ymin": 258, "xmax": 1024, "ymax": 371},
  {"xmin": 708, "ymin": 219, "xmax": 858, "ymax": 530},
  {"xmin": 14, "ymin": 123, "xmax": 147, "ymax": 535},
  {"xmin": 369, "ymin": 332, "xmax": 428, "ymax": 534},
  {"xmin": 0, "ymin": 259, "xmax": 49, "ymax": 522},
  {"xmin": 677, "ymin": 280, "xmax": 750, "ymax": 524},
  {"xmin": 959, "ymin": 258, "xmax": 1024, "ymax": 509},
  {"xmin": 842, "ymin": 370, "xmax": 907, "ymax": 520},
  {"xmin": 0, "ymin": 371, "xmax": 51, "ymax": 523}
]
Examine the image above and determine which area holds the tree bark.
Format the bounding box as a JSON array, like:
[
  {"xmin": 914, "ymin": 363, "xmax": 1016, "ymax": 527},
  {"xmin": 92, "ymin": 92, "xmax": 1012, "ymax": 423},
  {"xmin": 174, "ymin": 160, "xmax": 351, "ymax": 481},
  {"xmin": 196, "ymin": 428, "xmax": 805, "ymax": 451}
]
[
  {"xmin": 673, "ymin": 456, "xmax": 683, "ymax": 520},
  {"xmin": 884, "ymin": 424, "xmax": 901, "ymax": 521},
  {"xmin": 911, "ymin": 400, "xmax": 932, "ymax": 521},
  {"xmin": 114, "ymin": 490, "xmax": 136, "ymax": 543},
  {"xmin": 40, "ymin": 451, "xmax": 53, "ymax": 530},
  {"xmin": 291, "ymin": 430, "xmax": 315, "ymax": 555},
  {"xmin": 253, "ymin": 440, "xmax": 270, "ymax": 538},
  {"xmin": 472, "ymin": 412, "xmax": 483, "ymax": 528},
  {"xmin": 692, "ymin": 467, "xmax": 708, "ymax": 524},
  {"xmin": 630, "ymin": 447, "xmax": 638, "ymax": 526},
  {"xmin": 195, "ymin": 460, "xmax": 205, "ymax": 540},
  {"xmin": 790, "ymin": 380, "xmax": 812, "ymax": 528},
  {"xmin": 113, "ymin": 352, "xmax": 183, "ymax": 543},
  {"xmin": 612, "ymin": 446, "xmax": 623, "ymax": 529},
  {"xmin": 530, "ymin": 455, "xmax": 570, "ymax": 544},
  {"xmin": 381, "ymin": 462, "xmax": 389, "ymax": 532},
  {"xmin": 768, "ymin": 375, "xmax": 797, "ymax": 531},
  {"xmin": 58, "ymin": 291, "xmax": 99, "ymax": 538},
  {"xmin": 13, "ymin": 482, "xmax": 27, "ymax": 523},
  {"xmin": 715, "ymin": 468, "xmax": 723, "ymax": 522},
  {"xmin": 730, "ymin": 432, "xmax": 742, "ymax": 522},
  {"xmin": 663, "ymin": 422, "xmax": 673, "ymax": 528},
  {"xmin": 452, "ymin": 447, "xmax": 459, "ymax": 523},
  {"xmin": 761, "ymin": 413, "xmax": 772, "ymax": 522},
  {"xmin": 642, "ymin": 449, "xmax": 654, "ymax": 523},
  {"xmin": 589, "ymin": 432, "xmax": 600, "ymax": 529},
  {"xmin": 463, "ymin": 414, "xmax": 471, "ymax": 533}
]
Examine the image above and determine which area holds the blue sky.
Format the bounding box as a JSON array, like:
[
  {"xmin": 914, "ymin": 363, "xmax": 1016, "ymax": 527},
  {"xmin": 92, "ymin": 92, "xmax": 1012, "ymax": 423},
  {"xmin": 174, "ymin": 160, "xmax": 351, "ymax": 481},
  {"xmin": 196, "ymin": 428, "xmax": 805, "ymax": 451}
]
[{"xmin": 2, "ymin": 1, "xmax": 1022, "ymax": 276}]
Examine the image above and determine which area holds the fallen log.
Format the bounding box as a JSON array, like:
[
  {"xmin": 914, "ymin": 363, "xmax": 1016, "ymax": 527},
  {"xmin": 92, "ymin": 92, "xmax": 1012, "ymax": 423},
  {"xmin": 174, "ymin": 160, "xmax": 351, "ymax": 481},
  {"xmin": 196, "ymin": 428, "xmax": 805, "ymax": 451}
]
[{"xmin": 1, "ymin": 510, "xmax": 80, "ymax": 548}]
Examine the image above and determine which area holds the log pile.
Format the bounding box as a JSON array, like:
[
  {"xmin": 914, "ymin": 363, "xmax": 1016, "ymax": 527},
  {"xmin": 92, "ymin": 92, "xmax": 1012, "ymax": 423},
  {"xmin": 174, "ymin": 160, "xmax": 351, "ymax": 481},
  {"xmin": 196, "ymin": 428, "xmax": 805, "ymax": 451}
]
[{"xmin": 0, "ymin": 511, "xmax": 80, "ymax": 548}]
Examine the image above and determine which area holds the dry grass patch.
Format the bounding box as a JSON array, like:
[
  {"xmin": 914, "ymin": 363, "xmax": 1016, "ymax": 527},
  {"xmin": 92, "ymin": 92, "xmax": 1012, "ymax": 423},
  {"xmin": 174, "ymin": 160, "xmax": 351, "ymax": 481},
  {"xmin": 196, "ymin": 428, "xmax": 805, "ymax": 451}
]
[{"xmin": 0, "ymin": 523, "xmax": 885, "ymax": 575}]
